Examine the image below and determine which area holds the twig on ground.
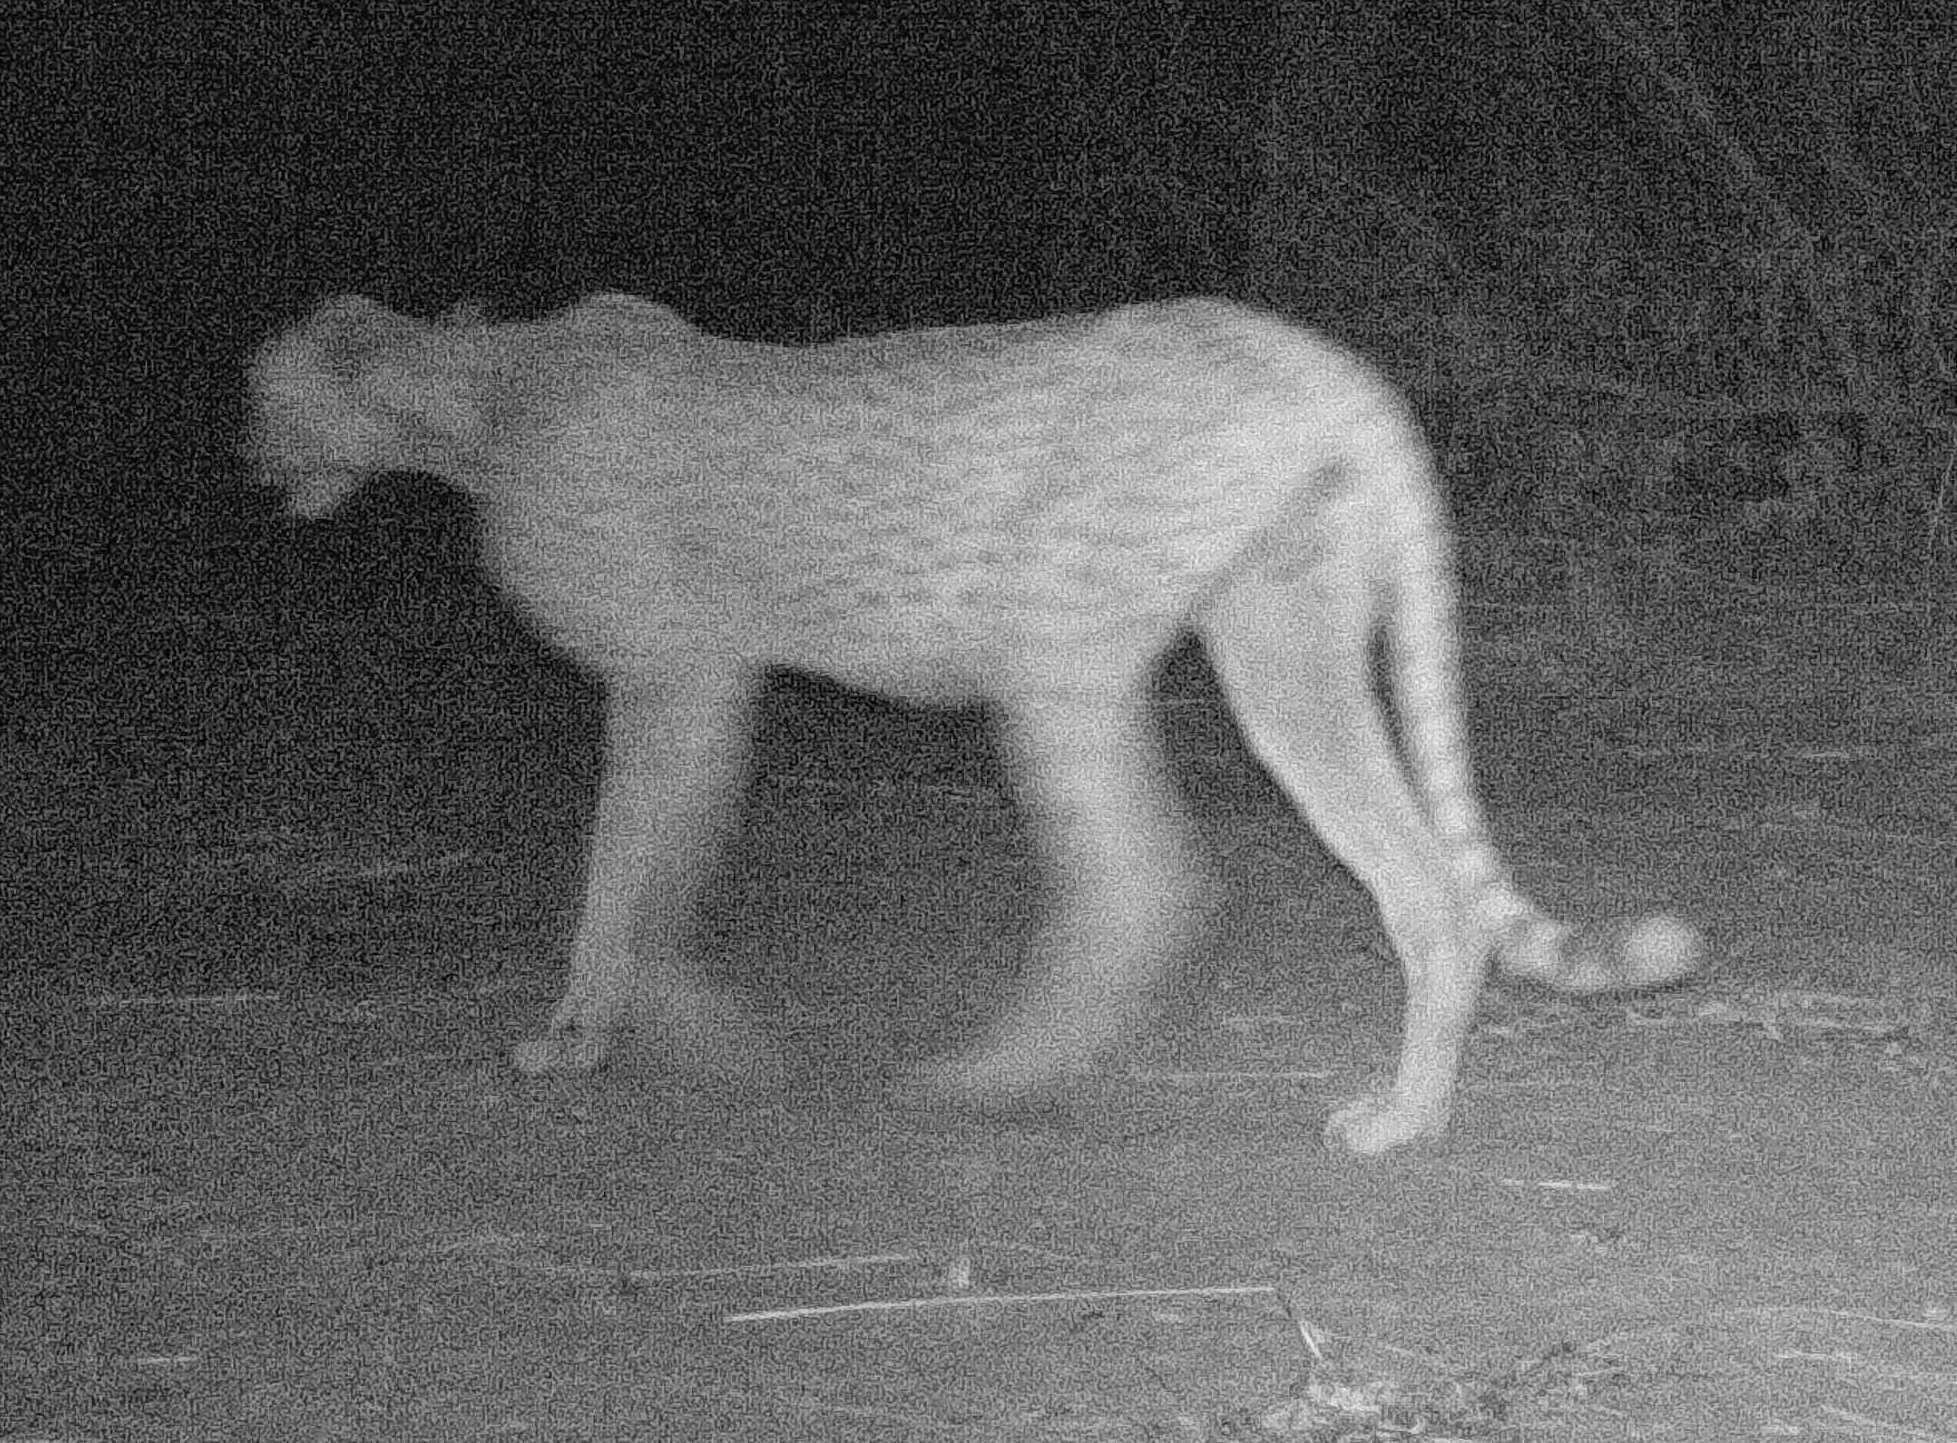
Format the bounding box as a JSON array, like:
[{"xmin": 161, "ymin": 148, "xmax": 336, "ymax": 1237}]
[{"xmin": 724, "ymin": 1282, "xmax": 1279, "ymax": 1325}]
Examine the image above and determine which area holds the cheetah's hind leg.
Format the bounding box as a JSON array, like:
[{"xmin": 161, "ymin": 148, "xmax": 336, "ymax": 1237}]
[{"xmin": 911, "ymin": 672, "xmax": 1195, "ymax": 1106}]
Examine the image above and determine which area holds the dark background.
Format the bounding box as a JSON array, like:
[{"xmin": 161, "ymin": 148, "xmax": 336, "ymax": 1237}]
[
  {"xmin": 15, "ymin": 0, "xmax": 1956, "ymax": 624},
  {"xmin": 9, "ymin": 16, "xmax": 1956, "ymax": 1432},
  {"xmin": 5, "ymin": 0, "xmax": 1955, "ymax": 1001}
]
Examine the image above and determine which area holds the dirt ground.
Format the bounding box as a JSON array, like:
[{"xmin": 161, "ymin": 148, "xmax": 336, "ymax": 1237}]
[{"xmin": 6, "ymin": 542, "xmax": 1956, "ymax": 1441}]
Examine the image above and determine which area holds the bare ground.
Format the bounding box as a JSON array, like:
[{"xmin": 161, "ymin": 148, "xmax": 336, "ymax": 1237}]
[{"xmin": 5, "ymin": 543, "xmax": 1956, "ymax": 1441}]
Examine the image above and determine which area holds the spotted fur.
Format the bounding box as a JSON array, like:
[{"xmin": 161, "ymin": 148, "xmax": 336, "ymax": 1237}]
[{"xmin": 248, "ymin": 294, "xmax": 1699, "ymax": 1155}]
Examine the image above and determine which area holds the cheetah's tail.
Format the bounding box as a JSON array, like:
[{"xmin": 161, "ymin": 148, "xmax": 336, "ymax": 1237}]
[{"xmin": 1369, "ymin": 434, "xmax": 1704, "ymax": 999}]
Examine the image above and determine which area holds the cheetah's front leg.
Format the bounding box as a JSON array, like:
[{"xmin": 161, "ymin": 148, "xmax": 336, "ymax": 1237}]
[{"xmin": 512, "ymin": 674, "xmax": 781, "ymax": 1082}]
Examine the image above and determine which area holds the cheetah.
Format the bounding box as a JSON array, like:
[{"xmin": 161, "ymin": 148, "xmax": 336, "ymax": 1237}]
[{"xmin": 248, "ymin": 293, "xmax": 1699, "ymax": 1155}]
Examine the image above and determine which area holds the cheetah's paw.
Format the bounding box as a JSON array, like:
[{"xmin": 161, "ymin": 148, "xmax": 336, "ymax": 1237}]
[{"xmin": 1322, "ymin": 1088, "xmax": 1450, "ymax": 1157}]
